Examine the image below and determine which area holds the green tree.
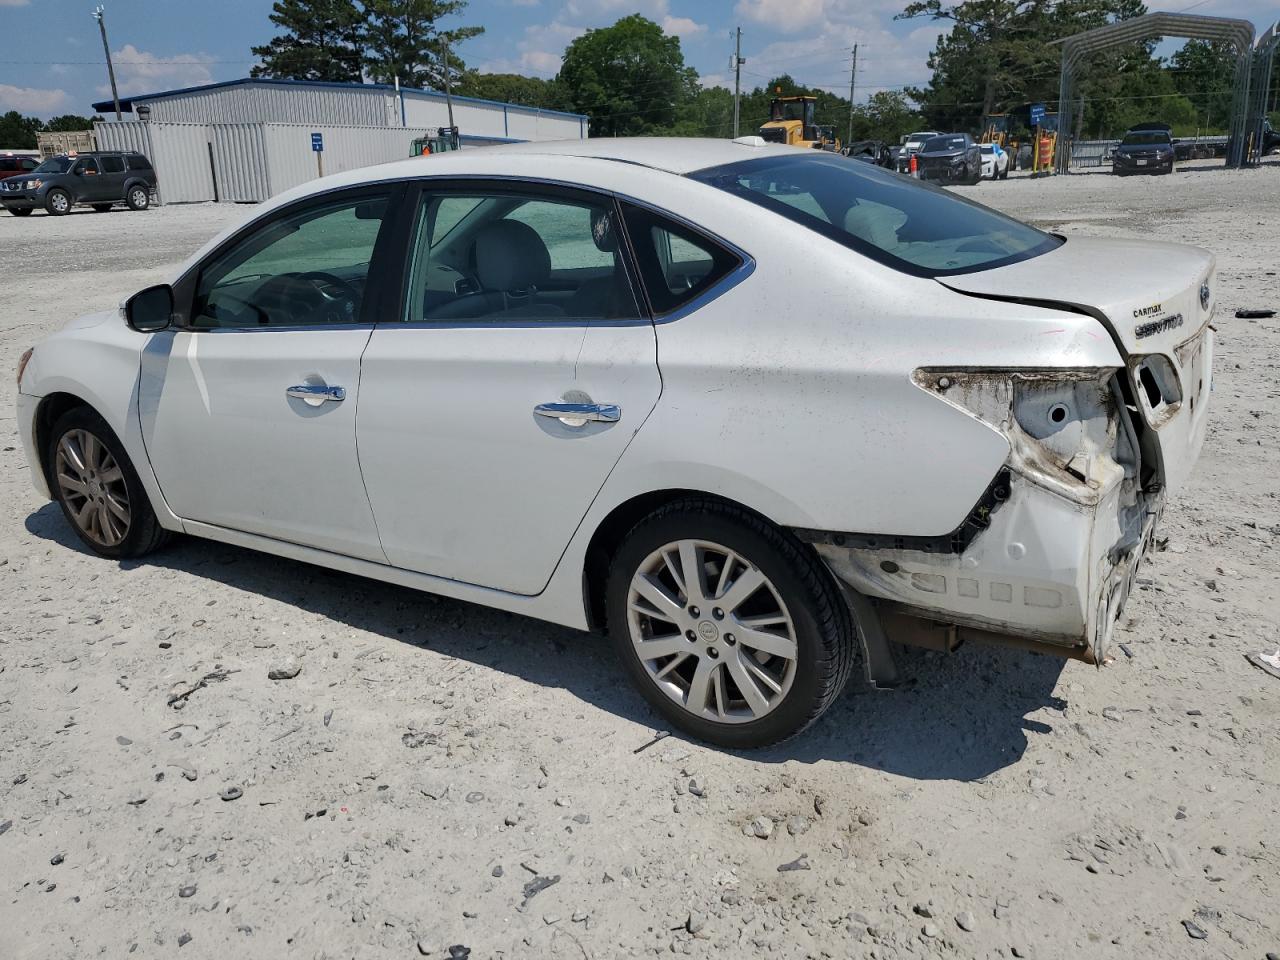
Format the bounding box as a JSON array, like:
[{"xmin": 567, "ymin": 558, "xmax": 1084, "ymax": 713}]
[
  {"xmin": 1167, "ymin": 40, "xmax": 1236, "ymax": 132},
  {"xmin": 361, "ymin": 0, "xmax": 483, "ymax": 90},
  {"xmin": 0, "ymin": 111, "xmax": 43, "ymax": 149},
  {"xmin": 456, "ymin": 72, "xmax": 568, "ymax": 110},
  {"xmin": 852, "ymin": 91, "xmax": 922, "ymax": 142},
  {"xmin": 44, "ymin": 114, "xmax": 104, "ymax": 132},
  {"xmin": 251, "ymin": 0, "xmax": 365, "ymax": 82},
  {"xmin": 556, "ymin": 15, "xmax": 698, "ymax": 137},
  {"xmin": 898, "ymin": 0, "xmax": 1164, "ymax": 136}
]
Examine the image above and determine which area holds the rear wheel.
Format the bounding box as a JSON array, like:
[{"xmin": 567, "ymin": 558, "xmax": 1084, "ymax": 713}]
[
  {"xmin": 605, "ymin": 498, "xmax": 855, "ymax": 748},
  {"xmin": 46, "ymin": 406, "xmax": 169, "ymax": 559},
  {"xmin": 125, "ymin": 185, "xmax": 149, "ymax": 211},
  {"xmin": 92, "ymin": 203, "xmax": 114, "ymax": 212},
  {"xmin": 8, "ymin": 207, "xmax": 32, "ymax": 216},
  {"xmin": 44, "ymin": 189, "xmax": 71, "ymax": 216}
]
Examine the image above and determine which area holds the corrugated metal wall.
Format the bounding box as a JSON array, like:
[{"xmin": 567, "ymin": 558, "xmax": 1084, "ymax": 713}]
[
  {"xmin": 210, "ymin": 123, "xmax": 269, "ymax": 201},
  {"xmin": 95, "ymin": 120, "xmax": 450, "ymax": 204},
  {"xmin": 94, "ymin": 121, "xmax": 214, "ymax": 203},
  {"xmin": 260, "ymin": 123, "xmax": 436, "ymax": 196},
  {"xmin": 128, "ymin": 81, "xmax": 586, "ymax": 143}
]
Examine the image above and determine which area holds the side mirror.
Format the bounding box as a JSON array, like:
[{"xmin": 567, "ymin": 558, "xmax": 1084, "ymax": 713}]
[{"xmin": 124, "ymin": 284, "xmax": 174, "ymax": 332}]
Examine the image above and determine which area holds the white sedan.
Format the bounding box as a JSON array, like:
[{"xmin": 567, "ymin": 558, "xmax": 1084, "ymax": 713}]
[
  {"xmin": 15, "ymin": 138, "xmax": 1214, "ymax": 747},
  {"xmin": 980, "ymin": 142, "xmax": 1010, "ymax": 180}
]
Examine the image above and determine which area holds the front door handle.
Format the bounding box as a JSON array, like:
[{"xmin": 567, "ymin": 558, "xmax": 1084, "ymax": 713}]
[
  {"xmin": 534, "ymin": 401, "xmax": 620, "ymax": 424},
  {"xmin": 287, "ymin": 384, "xmax": 346, "ymax": 406}
]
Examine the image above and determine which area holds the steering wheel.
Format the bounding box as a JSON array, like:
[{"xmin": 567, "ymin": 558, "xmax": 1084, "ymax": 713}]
[{"xmin": 252, "ymin": 271, "xmax": 361, "ymax": 325}]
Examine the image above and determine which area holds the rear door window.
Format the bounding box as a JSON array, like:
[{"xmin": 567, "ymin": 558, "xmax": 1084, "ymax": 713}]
[
  {"xmin": 620, "ymin": 204, "xmax": 742, "ymax": 315},
  {"xmin": 127, "ymin": 155, "xmax": 153, "ymax": 171},
  {"xmin": 100, "ymin": 155, "xmax": 125, "ymax": 173}
]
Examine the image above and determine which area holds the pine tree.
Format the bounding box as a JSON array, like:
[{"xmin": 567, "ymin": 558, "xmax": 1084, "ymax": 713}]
[
  {"xmin": 251, "ymin": 0, "xmax": 366, "ymax": 83},
  {"xmin": 360, "ymin": 0, "xmax": 483, "ymax": 90}
]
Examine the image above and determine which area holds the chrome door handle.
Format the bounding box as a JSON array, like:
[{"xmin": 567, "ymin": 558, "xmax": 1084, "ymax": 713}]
[
  {"xmin": 534, "ymin": 402, "xmax": 620, "ymax": 423},
  {"xmin": 287, "ymin": 384, "xmax": 346, "ymax": 403}
]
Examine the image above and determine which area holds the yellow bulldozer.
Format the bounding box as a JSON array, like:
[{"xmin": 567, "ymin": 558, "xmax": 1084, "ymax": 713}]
[{"xmin": 758, "ymin": 95, "xmax": 840, "ymax": 151}]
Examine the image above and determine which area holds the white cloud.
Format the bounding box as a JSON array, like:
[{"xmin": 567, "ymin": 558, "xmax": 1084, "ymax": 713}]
[
  {"xmin": 107, "ymin": 44, "xmax": 215, "ymax": 94},
  {"xmin": 0, "ymin": 84, "xmax": 70, "ymax": 114},
  {"xmin": 476, "ymin": 21, "xmax": 585, "ymax": 78},
  {"xmin": 662, "ymin": 15, "xmax": 706, "ymax": 39},
  {"xmin": 735, "ymin": 0, "xmax": 827, "ymax": 34}
]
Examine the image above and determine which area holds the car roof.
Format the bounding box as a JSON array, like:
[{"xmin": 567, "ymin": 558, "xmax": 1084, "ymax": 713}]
[{"xmin": 397, "ymin": 137, "xmax": 807, "ymax": 177}]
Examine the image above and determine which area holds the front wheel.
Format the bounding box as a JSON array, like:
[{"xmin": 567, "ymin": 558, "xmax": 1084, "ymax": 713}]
[
  {"xmin": 46, "ymin": 406, "xmax": 170, "ymax": 559},
  {"xmin": 44, "ymin": 189, "xmax": 71, "ymax": 215},
  {"xmin": 126, "ymin": 185, "xmax": 150, "ymax": 211},
  {"xmin": 605, "ymin": 499, "xmax": 855, "ymax": 748}
]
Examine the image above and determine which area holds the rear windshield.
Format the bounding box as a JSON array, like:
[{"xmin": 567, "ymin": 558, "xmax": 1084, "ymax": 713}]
[
  {"xmin": 1121, "ymin": 132, "xmax": 1170, "ymax": 146},
  {"xmin": 923, "ymin": 135, "xmax": 967, "ymax": 151},
  {"xmin": 690, "ymin": 153, "xmax": 1061, "ymax": 277},
  {"xmin": 33, "ymin": 157, "xmax": 74, "ymax": 174}
]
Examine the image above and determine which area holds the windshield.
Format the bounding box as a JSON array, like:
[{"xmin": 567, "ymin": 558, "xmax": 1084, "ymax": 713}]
[
  {"xmin": 923, "ymin": 135, "xmax": 967, "ymax": 152},
  {"xmin": 1121, "ymin": 132, "xmax": 1170, "ymax": 146},
  {"xmin": 33, "ymin": 156, "xmax": 74, "ymax": 174},
  {"xmin": 690, "ymin": 153, "xmax": 1061, "ymax": 277}
]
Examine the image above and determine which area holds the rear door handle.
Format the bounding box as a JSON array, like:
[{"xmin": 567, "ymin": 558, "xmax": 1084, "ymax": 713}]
[
  {"xmin": 534, "ymin": 402, "xmax": 620, "ymax": 423},
  {"xmin": 287, "ymin": 384, "xmax": 346, "ymax": 405}
]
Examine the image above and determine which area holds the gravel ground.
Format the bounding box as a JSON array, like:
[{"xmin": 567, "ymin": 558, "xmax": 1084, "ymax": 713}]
[{"xmin": 1, "ymin": 163, "xmax": 1278, "ymax": 960}]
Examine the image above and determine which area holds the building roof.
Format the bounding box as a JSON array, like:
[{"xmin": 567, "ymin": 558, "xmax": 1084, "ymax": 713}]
[{"xmin": 92, "ymin": 76, "xmax": 588, "ymax": 121}]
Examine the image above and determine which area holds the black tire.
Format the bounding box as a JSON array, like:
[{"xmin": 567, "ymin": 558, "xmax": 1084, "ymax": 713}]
[
  {"xmin": 1000, "ymin": 166, "xmax": 1009, "ymax": 180},
  {"xmin": 605, "ymin": 498, "xmax": 855, "ymax": 748},
  {"xmin": 45, "ymin": 405, "xmax": 170, "ymax": 559},
  {"xmin": 92, "ymin": 203, "xmax": 114, "ymax": 212},
  {"xmin": 8, "ymin": 207, "xmax": 33, "ymax": 216},
  {"xmin": 125, "ymin": 185, "xmax": 150, "ymax": 211},
  {"xmin": 44, "ymin": 189, "xmax": 72, "ymax": 216}
]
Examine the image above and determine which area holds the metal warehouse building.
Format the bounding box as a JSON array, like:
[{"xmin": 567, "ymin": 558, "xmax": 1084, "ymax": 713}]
[{"xmin": 90, "ymin": 78, "xmax": 588, "ymax": 204}]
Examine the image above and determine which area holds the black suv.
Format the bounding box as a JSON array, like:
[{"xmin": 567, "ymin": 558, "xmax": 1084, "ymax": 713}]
[
  {"xmin": 1111, "ymin": 124, "xmax": 1175, "ymax": 176},
  {"xmin": 0, "ymin": 151, "xmax": 157, "ymax": 217}
]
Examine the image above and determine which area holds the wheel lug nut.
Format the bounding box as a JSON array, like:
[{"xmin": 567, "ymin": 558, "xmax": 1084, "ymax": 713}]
[
  {"xmin": 708, "ymin": 648, "xmax": 719, "ymax": 659},
  {"xmin": 725, "ymin": 634, "xmax": 736, "ymax": 645},
  {"xmin": 688, "ymin": 605, "xmax": 699, "ymax": 617},
  {"xmin": 712, "ymin": 607, "xmax": 724, "ymax": 620},
  {"xmin": 685, "ymin": 630, "xmax": 697, "ymax": 642}
]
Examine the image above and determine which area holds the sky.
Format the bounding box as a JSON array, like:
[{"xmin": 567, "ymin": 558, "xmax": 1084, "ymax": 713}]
[{"xmin": 0, "ymin": 0, "xmax": 1276, "ymax": 119}]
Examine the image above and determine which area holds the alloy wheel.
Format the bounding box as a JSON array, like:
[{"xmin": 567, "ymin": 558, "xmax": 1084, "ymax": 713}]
[
  {"xmin": 50, "ymin": 193, "xmax": 69, "ymax": 213},
  {"xmin": 54, "ymin": 428, "xmax": 131, "ymax": 547},
  {"xmin": 626, "ymin": 539, "xmax": 797, "ymax": 724}
]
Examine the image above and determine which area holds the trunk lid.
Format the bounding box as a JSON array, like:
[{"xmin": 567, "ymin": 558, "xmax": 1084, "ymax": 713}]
[{"xmin": 940, "ymin": 236, "xmax": 1215, "ymax": 495}]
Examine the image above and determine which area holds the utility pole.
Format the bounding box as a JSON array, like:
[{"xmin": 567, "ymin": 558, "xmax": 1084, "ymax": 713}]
[
  {"xmin": 846, "ymin": 44, "xmax": 858, "ymax": 146},
  {"xmin": 732, "ymin": 27, "xmax": 746, "ymax": 138},
  {"xmin": 441, "ymin": 41, "xmax": 455, "ymax": 130},
  {"xmin": 93, "ymin": 5, "xmax": 121, "ymax": 121}
]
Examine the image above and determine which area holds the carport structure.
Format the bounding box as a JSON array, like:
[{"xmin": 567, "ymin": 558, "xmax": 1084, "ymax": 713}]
[{"xmin": 1054, "ymin": 12, "xmax": 1256, "ymax": 173}]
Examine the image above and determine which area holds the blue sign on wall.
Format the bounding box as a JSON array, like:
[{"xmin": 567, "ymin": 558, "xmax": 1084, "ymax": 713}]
[
  {"xmin": 311, "ymin": 132, "xmax": 324, "ymax": 152},
  {"xmin": 1029, "ymin": 103, "xmax": 1046, "ymax": 126}
]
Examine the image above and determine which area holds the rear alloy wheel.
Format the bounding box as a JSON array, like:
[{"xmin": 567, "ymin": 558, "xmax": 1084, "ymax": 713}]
[
  {"xmin": 126, "ymin": 186, "xmax": 149, "ymax": 211},
  {"xmin": 45, "ymin": 189, "xmax": 71, "ymax": 216},
  {"xmin": 47, "ymin": 407, "xmax": 169, "ymax": 559},
  {"xmin": 607, "ymin": 499, "xmax": 854, "ymax": 748}
]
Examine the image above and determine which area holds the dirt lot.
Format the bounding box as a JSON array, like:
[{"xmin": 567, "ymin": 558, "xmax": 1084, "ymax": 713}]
[{"xmin": 1, "ymin": 164, "xmax": 1277, "ymax": 960}]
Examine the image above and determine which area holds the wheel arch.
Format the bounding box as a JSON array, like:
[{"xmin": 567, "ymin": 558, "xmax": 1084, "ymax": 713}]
[
  {"xmin": 580, "ymin": 488, "xmax": 807, "ymax": 634},
  {"xmin": 33, "ymin": 391, "xmax": 94, "ymax": 483}
]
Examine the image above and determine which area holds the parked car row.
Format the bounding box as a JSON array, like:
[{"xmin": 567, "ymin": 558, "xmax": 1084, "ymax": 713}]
[{"xmin": 0, "ymin": 151, "xmax": 157, "ymax": 216}]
